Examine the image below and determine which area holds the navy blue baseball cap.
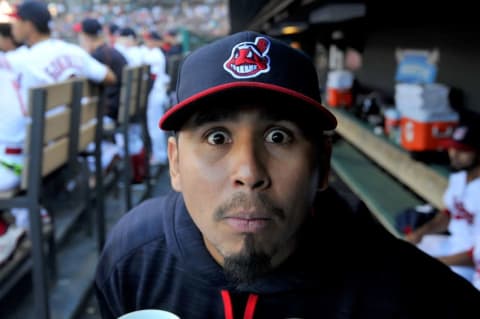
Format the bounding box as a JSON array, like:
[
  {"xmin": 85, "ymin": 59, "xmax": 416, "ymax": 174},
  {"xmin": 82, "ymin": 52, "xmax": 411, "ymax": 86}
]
[
  {"xmin": 11, "ymin": 1, "xmax": 51, "ymax": 33},
  {"xmin": 109, "ymin": 23, "xmax": 119, "ymax": 35},
  {"xmin": 159, "ymin": 30, "xmax": 337, "ymax": 131},
  {"xmin": 119, "ymin": 27, "xmax": 136, "ymax": 39},
  {"xmin": 80, "ymin": 18, "xmax": 102, "ymax": 36},
  {"xmin": 144, "ymin": 30, "xmax": 162, "ymax": 41},
  {"xmin": 441, "ymin": 124, "xmax": 480, "ymax": 151}
]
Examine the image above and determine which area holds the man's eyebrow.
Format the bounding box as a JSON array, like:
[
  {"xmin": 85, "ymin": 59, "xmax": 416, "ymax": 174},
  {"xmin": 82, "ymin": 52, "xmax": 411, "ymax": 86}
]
[
  {"xmin": 191, "ymin": 111, "xmax": 236, "ymax": 126},
  {"xmin": 191, "ymin": 107, "xmax": 293, "ymax": 126}
]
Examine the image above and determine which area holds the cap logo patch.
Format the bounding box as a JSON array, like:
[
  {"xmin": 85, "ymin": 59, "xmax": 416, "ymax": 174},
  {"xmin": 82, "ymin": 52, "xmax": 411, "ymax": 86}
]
[
  {"xmin": 453, "ymin": 126, "xmax": 468, "ymax": 141},
  {"xmin": 223, "ymin": 36, "xmax": 271, "ymax": 79}
]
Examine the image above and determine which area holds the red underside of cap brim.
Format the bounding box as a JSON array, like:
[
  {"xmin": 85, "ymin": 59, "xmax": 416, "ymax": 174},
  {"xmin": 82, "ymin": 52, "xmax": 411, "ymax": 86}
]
[
  {"xmin": 439, "ymin": 139, "xmax": 476, "ymax": 152},
  {"xmin": 159, "ymin": 82, "xmax": 337, "ymax": 131}
]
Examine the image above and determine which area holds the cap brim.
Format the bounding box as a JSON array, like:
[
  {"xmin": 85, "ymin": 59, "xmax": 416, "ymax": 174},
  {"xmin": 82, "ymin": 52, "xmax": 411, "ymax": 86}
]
[
  {"xmin": 159, "ymin": 82, "xmax": 337, "ymax": 131},
  {"xmin": 439, "ymin": 139, "xmax": 476, "ymax": 151}
]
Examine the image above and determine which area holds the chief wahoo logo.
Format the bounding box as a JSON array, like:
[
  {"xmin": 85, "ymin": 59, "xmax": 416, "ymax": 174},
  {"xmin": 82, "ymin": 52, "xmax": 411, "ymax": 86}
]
[{"xmin": 223, "ymin": 36, "xmax": 271, "ymax": 79}]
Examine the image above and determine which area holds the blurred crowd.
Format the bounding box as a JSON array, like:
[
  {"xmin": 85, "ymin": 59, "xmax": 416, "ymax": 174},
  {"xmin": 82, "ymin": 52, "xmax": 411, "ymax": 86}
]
[
  {"xmin": 2, "ymin": 0, "xmax": 229, "ymax": 45},
  {"xmin": 48, "ymin": 1, "xmax": 229, "ymax": 44}
]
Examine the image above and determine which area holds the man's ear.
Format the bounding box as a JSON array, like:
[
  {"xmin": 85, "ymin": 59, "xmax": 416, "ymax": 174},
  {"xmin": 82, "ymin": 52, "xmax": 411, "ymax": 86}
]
[
  {"xmin": 168, "ymin": 135, "xmax": 182, "ymax": 191},
  {"xmin": 318, "ymin": 137, "xmax": 332, "ymax": 192}
]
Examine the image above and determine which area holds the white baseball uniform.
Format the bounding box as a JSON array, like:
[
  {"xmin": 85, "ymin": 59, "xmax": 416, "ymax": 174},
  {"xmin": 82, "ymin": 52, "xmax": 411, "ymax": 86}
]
[
  {"xmin": 20, "ymin": 38, "xmax": 108, "ymax": 97},
  {"xmin": 0, "ymin": 39, "xmax": 108, "ymax": 191},
  {"xmin": 417, "ymin": 171, "xmax": 480, "ymax": 281},
  {"xmin": 0, "ymin": 46, "xmax": 32, "ymax": 191},
  {"xmin": 0, "ymin": 46, "xmax": 30, "ymax": 145},
  {"xmin": 470, "ymin": 177, "xmax": 480, "ymax": 291},
  {"xmin": 473, "ymin": 222, "xmax": 480, "ymax": 290},
  {"xmin": 141, "ymin": 45, "xmax": 170, "ymax": 165},
  {"xmin": 115, "ymin": 43, "xmax": 143, "ymax": 67}
]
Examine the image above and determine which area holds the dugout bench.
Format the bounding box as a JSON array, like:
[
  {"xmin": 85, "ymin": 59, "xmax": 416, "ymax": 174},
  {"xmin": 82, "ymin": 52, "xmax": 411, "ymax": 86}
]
[
  {"xmin": 329, "ymin": 107, "xmax": 449, "ymax": 238},
  {"xmin": 106, "ymin": 64, "xmax": 153, "ymax": 211},
  {"xmin": 0, "ymin": 78, "xmax": 105, "ymax": 319}
]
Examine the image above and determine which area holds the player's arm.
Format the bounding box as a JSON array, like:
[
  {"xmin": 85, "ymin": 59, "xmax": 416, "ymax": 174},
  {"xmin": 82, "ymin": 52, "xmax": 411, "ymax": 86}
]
[
  {"xmin": 80, "ymin": 47, "xmax": 117, "ymax": 86},
  {"xmin": 102, "ymin": 67, "xmax": 117, "ymax": 85},
  {"xmin": 437, "ymin": 249, "xmax": 474, "ymax": 267},
  {"xmin": 404, "ymin": 209, "xmax": 451, "ymax": 244}
]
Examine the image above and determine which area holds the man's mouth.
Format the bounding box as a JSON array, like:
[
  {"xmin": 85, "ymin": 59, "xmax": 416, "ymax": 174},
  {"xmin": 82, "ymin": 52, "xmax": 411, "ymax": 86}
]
[{"xmin": 224, "ymin": 216, "xmax": 271, "ymax": 233}]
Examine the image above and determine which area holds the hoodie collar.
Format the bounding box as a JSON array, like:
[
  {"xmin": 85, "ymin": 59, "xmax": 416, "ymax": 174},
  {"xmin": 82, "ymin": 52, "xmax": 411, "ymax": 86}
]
[{"xmin": 170, "ymin": 193, "xmax": 344, "ymax": 293}]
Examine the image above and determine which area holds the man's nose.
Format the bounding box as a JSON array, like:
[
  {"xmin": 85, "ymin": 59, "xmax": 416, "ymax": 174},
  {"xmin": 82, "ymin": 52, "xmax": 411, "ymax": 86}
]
[{"xmin": 230, "ymin": 139, "xmax": 271, "ymax": 190}]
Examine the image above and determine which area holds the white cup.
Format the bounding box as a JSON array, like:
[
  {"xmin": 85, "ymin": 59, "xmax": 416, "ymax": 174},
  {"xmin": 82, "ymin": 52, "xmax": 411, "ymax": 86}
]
[{"xmin": 118, "ymin": 309, "xmax": 180, "ymax": 319}]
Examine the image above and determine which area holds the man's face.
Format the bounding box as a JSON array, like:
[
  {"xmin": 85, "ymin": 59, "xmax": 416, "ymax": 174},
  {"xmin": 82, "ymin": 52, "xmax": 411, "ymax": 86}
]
[
  {"xmin": 145, "ymin": 38, "xmax": 161, "ymax": 49},
  {"xmin": 168, "ymin": 105, "xmax": 324, "ymax": 281},
  {"xmin": 11, "ymin": 18, "xmax": 29, "ymax": 44},
  {"xmin": 116, "ymin": 36, "xmax": 135, "ymax": 48},
  {"xmin": 448, "ymin": 147, "xmax": 478, "ymax": 171}
]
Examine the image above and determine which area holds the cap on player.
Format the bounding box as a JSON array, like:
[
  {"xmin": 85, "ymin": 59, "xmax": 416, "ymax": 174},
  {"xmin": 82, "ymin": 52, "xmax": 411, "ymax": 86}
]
[
  {"xmin": 119, "ymin": 27, "xmax": 137, "ymax": 39},
  {"xmin": 159, "ymin": 30, "xmax": 337, "ymax": 131},
  {"xmin": 108, "ymin": 23, "xmax": 119, "ymax": 35},
  {"xmin": 78, "ymin": 18, "xmax": 102, "ymax": 37},
  {"xmin": 441, "ymin": 123, "xmax": 480, "ymax": 152},
  {"xmin": 144, "ymin": 30, "xmax": 162, "ymax": 41},
  {"xmin": 10, "ymin": 0, "xmax": 51, "ymax": 33}
]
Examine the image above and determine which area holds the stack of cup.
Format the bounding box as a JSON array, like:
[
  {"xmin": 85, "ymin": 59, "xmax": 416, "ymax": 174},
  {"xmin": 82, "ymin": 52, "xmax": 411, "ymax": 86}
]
[{"xmin": 384, "ymin": 108, "xmax": 401, "ymax": 144}]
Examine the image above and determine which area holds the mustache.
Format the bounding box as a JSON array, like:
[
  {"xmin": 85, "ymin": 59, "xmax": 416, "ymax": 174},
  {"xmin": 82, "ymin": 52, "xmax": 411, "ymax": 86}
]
[{"xmin": 214, "ymin": 192, "xmax": 285, "ymax": 220}]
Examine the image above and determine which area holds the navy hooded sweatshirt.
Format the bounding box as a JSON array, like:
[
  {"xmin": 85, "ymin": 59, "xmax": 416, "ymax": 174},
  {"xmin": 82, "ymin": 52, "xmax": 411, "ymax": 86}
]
[{"xmin": 95, "ymin": 189, "xmax": 480, "ymax": 318}]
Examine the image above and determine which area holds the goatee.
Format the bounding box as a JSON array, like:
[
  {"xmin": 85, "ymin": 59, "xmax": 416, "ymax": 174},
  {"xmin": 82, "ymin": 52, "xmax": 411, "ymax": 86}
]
[{"xmin": 223, "ymin": 235, "xmax": 272, "ymax": 285}]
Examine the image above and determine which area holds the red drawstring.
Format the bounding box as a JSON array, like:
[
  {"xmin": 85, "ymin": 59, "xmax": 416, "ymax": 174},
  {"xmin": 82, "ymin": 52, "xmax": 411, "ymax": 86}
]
[
  {"xmin": 221, "ymin": 290, "xmax": 234, "ymax": 319},
  {"xmin": 243, "ymin": 294, "xmax": 258, "ymax": 319},
  {"xmin": 221, "ymin": 290, "xmax": 258, "ymax": 319}
]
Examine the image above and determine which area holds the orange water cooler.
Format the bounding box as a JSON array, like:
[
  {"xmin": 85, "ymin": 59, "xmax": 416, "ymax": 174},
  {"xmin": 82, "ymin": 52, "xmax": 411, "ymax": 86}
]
[
  {"xmin": 326, "ymin": 70, "xmax": 354, "ymax": 108},
  {"xmin": 400, "ymin": 110, "xmax": 459, "ymax": 151}
]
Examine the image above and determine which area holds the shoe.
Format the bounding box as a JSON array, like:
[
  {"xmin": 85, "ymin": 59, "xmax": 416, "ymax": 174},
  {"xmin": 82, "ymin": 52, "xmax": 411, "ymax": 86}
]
[
  {"xmin": 0, "ymin": 224, "xmax": 25, "ymax": 266},
  {"xmin": 0, "ymin": 144, "xmax": 24, "ymax": 193},
  {"xmin": 10, "ymin": 207, "xmax": 51, "ymax": 231},
  {"xmin": 102, "ymin": 116, "xmax": 116, "ymax": 131},
  {"xmin": 85, "ymin": 141, "xmax": 121, "ymax": 173},
  {"xmin": 101, "ymin": 141, "xmax": 121, "ymax": 170}
]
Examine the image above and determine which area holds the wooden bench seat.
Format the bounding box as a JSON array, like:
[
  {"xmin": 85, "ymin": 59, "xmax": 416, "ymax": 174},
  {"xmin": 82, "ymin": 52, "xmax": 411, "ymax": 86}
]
[
  {"xmin": 0, "ymin": 78, "xmax": 102, "ymax": 318},
  {"xmin": 331, "ymin": 138, "xmax": 424, "ymax": 237},
  {"xmin": 328, "ymin": 107, "xmax": 451, "ymax": 238},
  {"xmin": 329, "ymin": 107, "xmax": 448, "ymax": 208},
  {"xmin": 115, "ymin": 64, "xmax": 152, "ymax": 211}
]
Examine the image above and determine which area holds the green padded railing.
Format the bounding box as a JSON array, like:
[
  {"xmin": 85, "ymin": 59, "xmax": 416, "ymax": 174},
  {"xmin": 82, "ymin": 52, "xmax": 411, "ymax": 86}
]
[{"xmin": 331, "ymin": 139, "xmax": 424, "ymax": 237}]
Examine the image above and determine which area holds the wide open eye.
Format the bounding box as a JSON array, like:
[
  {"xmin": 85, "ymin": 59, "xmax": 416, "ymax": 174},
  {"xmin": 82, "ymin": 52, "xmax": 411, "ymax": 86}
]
[
  {"xmin": 265, "ymin": 128, "xmax": 292, "ymax": 144},
  {"xmin": 206, "ymin": 130, "xmax": 232, "ymax": 145}
]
